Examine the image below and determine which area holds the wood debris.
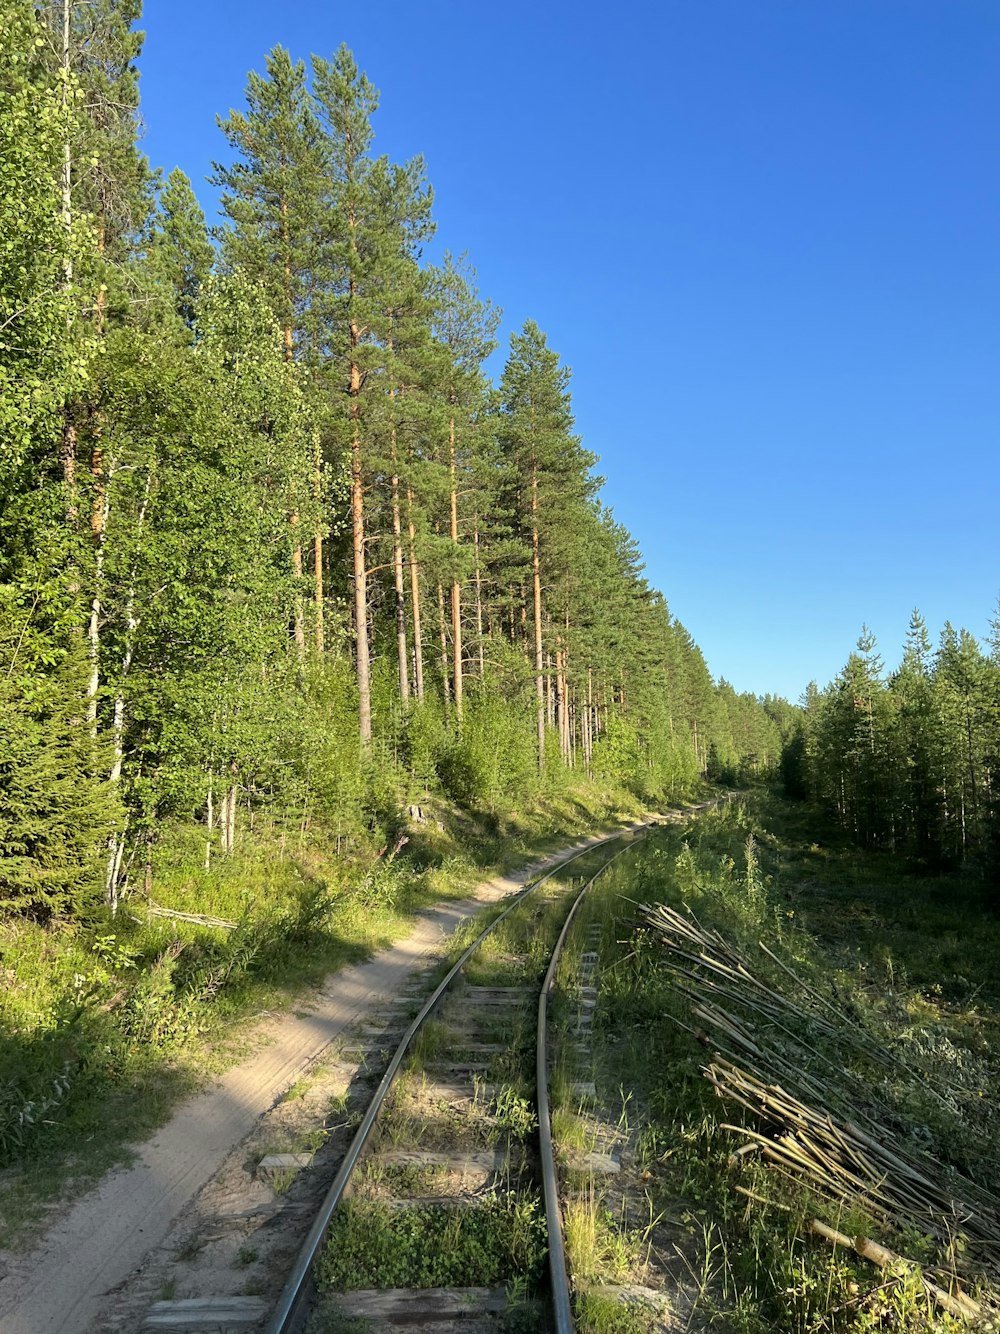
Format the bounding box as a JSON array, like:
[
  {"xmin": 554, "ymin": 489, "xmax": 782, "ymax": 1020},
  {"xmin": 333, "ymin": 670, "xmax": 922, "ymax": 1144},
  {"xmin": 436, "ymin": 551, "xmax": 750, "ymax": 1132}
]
[{"xmin": 639, "ymin": 902, "xmax": 1000, "ymax": 1311}]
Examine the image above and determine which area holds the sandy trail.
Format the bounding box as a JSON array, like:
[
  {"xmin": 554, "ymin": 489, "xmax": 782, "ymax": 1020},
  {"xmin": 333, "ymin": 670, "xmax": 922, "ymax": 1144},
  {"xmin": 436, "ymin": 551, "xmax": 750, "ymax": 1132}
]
[{"xmin": 0, "ymin": 829, "xmax": 634, "ymax": 1334}]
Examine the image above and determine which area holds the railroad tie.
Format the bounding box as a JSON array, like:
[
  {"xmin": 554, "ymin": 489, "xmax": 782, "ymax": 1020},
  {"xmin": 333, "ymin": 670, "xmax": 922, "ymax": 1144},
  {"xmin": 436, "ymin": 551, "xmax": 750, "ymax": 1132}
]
[
  {"xmin": 141, "ymin": 1296, "xmax": 269, "ymax": 1329},
  {"xmin": 327, "ymin": 1285, "xmax": 508, "ymax": 1330}
]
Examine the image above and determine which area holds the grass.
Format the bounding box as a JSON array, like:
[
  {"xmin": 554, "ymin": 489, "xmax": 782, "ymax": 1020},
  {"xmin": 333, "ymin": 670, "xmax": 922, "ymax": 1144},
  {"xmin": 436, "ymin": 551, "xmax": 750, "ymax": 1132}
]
[
  {"xmin": 0, "ymin": 774, "xmax": 650, "ymax": 1247},
  {"xmin": 313, "ymin": 1194, "xmax": 547, "ymax": 1291},
  {"xmin": 552, "ymin": 794, "xmax": 1000, "ymax": 1334}
]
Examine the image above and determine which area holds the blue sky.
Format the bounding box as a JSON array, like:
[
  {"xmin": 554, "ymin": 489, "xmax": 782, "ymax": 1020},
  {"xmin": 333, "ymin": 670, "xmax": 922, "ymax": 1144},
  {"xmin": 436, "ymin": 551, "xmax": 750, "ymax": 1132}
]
[{"xmin": 139, "ymin": 0, "xmax": 999, "ymax": 702}]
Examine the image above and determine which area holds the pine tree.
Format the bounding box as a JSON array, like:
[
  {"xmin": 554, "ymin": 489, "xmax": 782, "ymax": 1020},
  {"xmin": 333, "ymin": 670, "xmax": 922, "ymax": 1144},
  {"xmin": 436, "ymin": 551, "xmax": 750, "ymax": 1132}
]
[
  {"xmin": 311, "ymin": 44, "xmax": 433, "ymax": 746},
  {"xmin": 214, "ymin": 47, "xmax": 326, "ymax": 360},
  {"xmin": 499, "ymin": 322, "xmax": 591, "ymax": 768},
  {"xmin": 215, "ymin": 45, "xmax": 328, "ymax": 653},
  {"xmin": 428, "ymin": 254, "xmax": 500, "ymax": 722}
]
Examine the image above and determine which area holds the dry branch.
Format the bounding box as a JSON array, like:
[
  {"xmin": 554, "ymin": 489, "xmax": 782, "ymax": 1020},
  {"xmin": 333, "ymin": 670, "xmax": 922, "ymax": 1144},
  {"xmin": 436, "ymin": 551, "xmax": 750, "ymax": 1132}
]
[
  {"xmin": 638, "ymin": 901, "xmax": 1000, "ymax": 1285},
  {"xmin": 145, "ymin": 904, "xmax": 237, "ymax": 929},
  {"xmin": 810, "ymin": 1219, "xmax": 981, "ymax": 1321}
]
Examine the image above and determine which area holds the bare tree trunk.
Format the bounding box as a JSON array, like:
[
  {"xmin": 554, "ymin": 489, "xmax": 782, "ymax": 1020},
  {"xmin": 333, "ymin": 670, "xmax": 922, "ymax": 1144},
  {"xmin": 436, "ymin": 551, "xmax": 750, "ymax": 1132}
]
[
  {"xmin": 60, "ymin": 0, "xmax": 72, "ymax": 285},
  {"xmin": 223, "ymin": 783, "xmax": 237, "ymax": 855},
  {"xmin": 406, "ymin": 484, "xmax": 424, "ymax": 701},
  {"xmin": 60, "ymin": 0, "xmax": 77, "ymax": 521},
  {"xmin": 585, "ymin": 667, "xmax": 594, "ymax": 774},
  {"xmin": 290, "ymin": 511, "xmax": 306, "ymax": 656},
  {"xmin": 473, "ymin": 520, "xmax": 485, "ymax": 678},
  {"xmin": 391, "ymin": 471, "xmax": 409, "ymax": 703},
  {"xmin": 313, "ymin": 428, "xmax": 324, "ymax": 652},
  {"xmin": 346, "ymin": 192, "xmax": 371, "ymax": 745},
  {"xmin": 106, "ymin": 471, "xmax": 151, "ymax": 797},
  {"xmin": 85, "ymin": 453, "xmax": 111, "ymax": 731},
  {"xmin": 350, "ymin": 347, "xmax": 371, "ymax": 747},
  {"xmin": 570, "ymin": 688, "xmax": 577, "ymax": 769},
  {"xmin": 448, "ymin": 414, "xmax": 463, "ymax": 722},
  {"xmin": 278, "ymin": 210, "xmax": 307, "ymax": 658},
  {"xmin": 205, "ymin": 782, "xmax": 214, "ymax": 872},
  {"xmin": 104, "ymin": 463, "xmax": 134, "ymax": 906},
  {"xmin": 390, "ymin": 434, "xmax": 409, "ymax": 704},
  {"xmin": 531, "ymin": 465, "xmax": 544, "ymax": 768},
  {"xmin": 556, "ymin": 647, "xmax": 570, "ymax": 763},
  {"xmin": 437, "ymin": 580, "xmax": 451, "ymax": 716},
  {"xmin": 105, "ymin": 816, "xmax": 127, "ymax": 916},
  {"xmin": 227, "ymin": 785, "xmax": 237, "ymax": 855}
]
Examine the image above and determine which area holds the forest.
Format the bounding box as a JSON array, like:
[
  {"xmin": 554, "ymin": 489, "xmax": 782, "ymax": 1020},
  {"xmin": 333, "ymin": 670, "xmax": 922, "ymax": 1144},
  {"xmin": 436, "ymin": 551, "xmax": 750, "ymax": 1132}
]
[
  {"xmin": 787, "ymin": 616, "xmax": 1000, "ymax": 886},
  {"xmin": 4, "ymin": 8, "xmax": 1000, "ymax": 1330},
  {"xmin": 0, "ymin": 0, "xmax": 786, "ymax": 926}
]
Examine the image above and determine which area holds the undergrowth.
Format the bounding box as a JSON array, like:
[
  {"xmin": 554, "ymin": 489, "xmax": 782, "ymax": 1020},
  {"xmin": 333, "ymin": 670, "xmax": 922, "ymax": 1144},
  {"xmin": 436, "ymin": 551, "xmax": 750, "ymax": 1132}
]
[
  {"xmin": 560, "ymin": 794, "xmax": 1000, "ymax": 1334},
  {"xmin": 314, "ymin": 1194, "xmax": 547, "ymax": 1290},
  {"xmin": 0, "ymin": 773, "xmax": 648, "ymax": 1246}
]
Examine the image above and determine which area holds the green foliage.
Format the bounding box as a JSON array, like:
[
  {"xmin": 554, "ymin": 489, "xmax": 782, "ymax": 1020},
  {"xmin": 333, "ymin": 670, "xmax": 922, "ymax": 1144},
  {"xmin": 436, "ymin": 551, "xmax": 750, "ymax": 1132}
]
[
  {"xmin": 437, "ymin": 663, "xmax": 538, "ymax": 813},
  {"xmin": 798, "ymin": 614, "xmax": 1000, "ymax": 878},
  {"xmin": 0, "ymin": 640, "xmax": 118, "ymax": 918},
  {"xmin": 0, "ymin": 1, "xmax": 85, "ymax": 472},
  {"xmin": 315, "ymin": 1194, "xmax": 547, "ymax": 1291},
  {"xmin": 144, "ymin": 168, "xmax": 215, "ymax": 333}
]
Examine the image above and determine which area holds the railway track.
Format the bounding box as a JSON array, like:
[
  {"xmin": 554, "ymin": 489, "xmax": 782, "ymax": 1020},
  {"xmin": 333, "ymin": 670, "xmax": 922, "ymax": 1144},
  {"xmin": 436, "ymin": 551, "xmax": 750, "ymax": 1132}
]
[{"xmin": 140, "ymin": 826, "xmax": 647, "ymax": 1334}]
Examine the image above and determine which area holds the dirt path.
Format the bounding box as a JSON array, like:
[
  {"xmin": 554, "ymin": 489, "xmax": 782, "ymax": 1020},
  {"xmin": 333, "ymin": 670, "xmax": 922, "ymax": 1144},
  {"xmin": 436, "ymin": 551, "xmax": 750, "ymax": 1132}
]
[{"xmin": 0, "ymin": 829, "xmax": 637, "ymax": 1334}]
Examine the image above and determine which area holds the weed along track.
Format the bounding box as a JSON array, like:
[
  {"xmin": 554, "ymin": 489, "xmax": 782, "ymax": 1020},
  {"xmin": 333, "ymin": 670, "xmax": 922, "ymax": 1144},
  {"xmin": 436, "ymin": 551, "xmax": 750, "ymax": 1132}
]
[{"xmin": 136, "ymin": 827, "xmax": 650, "ymax": 1334}]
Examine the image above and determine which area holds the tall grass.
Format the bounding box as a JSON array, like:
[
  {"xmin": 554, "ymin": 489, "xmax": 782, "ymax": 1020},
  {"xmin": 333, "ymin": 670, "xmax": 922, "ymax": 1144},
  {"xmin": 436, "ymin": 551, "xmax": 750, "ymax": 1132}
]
[{"xmin": 555, "ymin": 796, "xmax": 1000, "ymax": 1333}]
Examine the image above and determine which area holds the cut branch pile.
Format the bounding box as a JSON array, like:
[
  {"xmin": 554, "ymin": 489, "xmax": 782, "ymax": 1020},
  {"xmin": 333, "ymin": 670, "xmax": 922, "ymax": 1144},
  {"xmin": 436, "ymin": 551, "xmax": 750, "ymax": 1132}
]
[{"xmin": 638, "ymin": 902, "xmax": 1000, "ymax": 1303}]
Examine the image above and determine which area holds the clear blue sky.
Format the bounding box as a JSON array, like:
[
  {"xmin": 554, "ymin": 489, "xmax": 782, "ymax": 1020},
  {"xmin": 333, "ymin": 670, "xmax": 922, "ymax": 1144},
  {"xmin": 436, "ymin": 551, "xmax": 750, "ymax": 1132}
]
[{"xmin": 139, "ymin": 0, "xmax": 999, "ymax": 703}]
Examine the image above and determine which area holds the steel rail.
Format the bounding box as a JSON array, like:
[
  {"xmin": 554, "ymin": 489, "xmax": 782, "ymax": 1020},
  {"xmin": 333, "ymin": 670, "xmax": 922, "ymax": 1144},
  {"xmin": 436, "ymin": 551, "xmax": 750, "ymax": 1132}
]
[
  {"xmin": 264, "ymin": 824, "xmax": 647, "ymax": 1334},
  {"xmin": 536, "ymin": 841, "xmax": 637, "ymax": 1334}
]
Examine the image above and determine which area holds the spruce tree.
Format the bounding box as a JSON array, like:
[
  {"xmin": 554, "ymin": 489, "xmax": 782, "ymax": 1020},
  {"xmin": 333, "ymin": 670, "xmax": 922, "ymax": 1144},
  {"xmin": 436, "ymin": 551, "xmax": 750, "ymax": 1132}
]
[{"xmin": 146, "ymin": 168, "xmax": 214, "ymax": 333}]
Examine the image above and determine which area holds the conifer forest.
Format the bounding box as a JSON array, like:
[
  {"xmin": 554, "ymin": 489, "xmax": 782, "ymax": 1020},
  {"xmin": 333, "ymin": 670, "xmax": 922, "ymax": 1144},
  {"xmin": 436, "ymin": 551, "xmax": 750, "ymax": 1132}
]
[
  {"xmin": 1, "ymin": 4, "xmax": 788, "ymax": 924},
  {"xmin": 1, "ymin": 4, "xmax": 999, "ymax": 1331}
]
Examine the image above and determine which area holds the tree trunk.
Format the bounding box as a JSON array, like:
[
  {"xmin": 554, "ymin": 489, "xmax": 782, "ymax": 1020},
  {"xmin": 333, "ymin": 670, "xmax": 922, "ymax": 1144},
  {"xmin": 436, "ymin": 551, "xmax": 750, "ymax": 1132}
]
[
  {"xmin": 585, "ymin": 667, "xmax": 594, "ymax": 773},
  {"xmin": 569, "ymin": 688, "xmax": 577, "ymax": 768},
  {"xmin": 290, "ymin": 511, "xmax": 306, "ymax": 655},
  {"xmin": 531, "ymin": 464, "xmax": 544, "ymax": 768},
  {"xmin": 60, "ymin": 0, "xmax": 77, "ymax": 521},
  {"xmin": 556, "ymin": 647, "xmax": 570, "ymax": 764},
  {"xmin": 222, "ymin": 782, "xmax": 237, "ymax": 855},
  {"xmin": 85, "ymin": 452, "xmax": 110, "ymax": 731},
  {"xmin": 406, "ymin": 484, "xmax": 425, "ymax": 701},
  {"xmin": 386, "ymin": 345, "xmax": 408, "ymax": 702},
  {"xmin": 437, "ymin": 579, "xmax": 451, "ymax": 716},
  {"xmin": 60, "ymin": 0, "xmax": 72, "ymax": 285},
  {"xmin": 448, "ymin": 414, "xmax": 463, "ymax": 722},
  {"xmin": 205, "ymin": 783, "xmax": 214, "ymax": 872},
  {"xmin": 313, "ymin": 428, "xmax": 324, "ymax": 652},
  {"xmin": 391, "ymin": 460, "xmax": 409, "ymax": 704},
  {"xmin": 346, "ymin": 188, "xmax": 372, "ymax": 744},
  {"xmin": 105, "ymin": 817, "xmax": 127, "ymax": 916},
  {"xmin": 350, "ymin": 341, "xmax": 372, "ymax": 747},
  {"xmin": 473, "ymin": 520, "xmax": 485, "ymax": 678}
]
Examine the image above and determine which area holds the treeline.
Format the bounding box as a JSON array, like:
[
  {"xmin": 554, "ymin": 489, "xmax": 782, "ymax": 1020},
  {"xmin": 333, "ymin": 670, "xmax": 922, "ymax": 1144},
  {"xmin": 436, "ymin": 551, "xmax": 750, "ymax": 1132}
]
[
  {"xmin": 786, "ymin": 614, "xmax": 1000, "ymax": 875},
  {"xmin": 0, "ymin": 1, "xmax": 783, "ymax": 921}
]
